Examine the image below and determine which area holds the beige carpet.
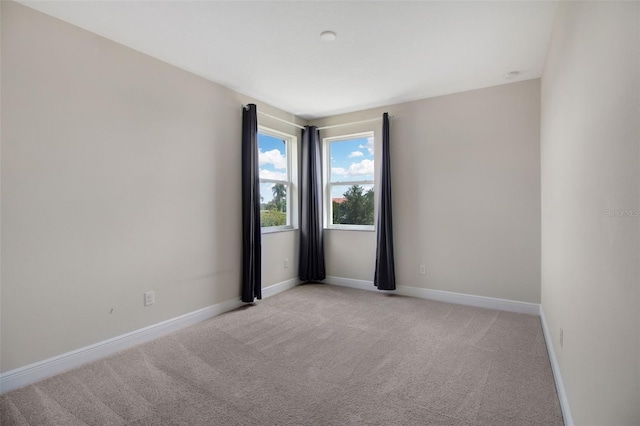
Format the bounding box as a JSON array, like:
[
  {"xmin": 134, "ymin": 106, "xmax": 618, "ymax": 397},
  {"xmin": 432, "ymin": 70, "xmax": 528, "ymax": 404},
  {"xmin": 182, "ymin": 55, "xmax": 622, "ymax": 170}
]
[{"xmin": 0, "ymin": 284, "xmax": 564, "ymax": 425}]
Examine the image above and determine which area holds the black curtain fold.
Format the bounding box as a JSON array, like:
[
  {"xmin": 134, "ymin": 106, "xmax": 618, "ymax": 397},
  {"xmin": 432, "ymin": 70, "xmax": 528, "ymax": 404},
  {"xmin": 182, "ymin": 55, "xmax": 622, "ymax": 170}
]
[
  {"xmin": 374, "ymin": 112, "xmax": 396, "ymax": 290},
  {"xmin": 241, "ymin": 104, "xmax": 262, "ymax": 302},
  {"xmin": 299, "ymin": 126, "xmax": 326, "ymax": 282}
]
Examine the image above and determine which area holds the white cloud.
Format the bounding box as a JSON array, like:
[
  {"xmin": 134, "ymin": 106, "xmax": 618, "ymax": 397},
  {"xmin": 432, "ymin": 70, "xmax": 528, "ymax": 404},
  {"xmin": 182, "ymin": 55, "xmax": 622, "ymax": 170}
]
[
  {"xmin": 348, "ymin": 151, "xmax": 364, "ymax": 158},
  {"xmin": 332, "ymin": 159, "xmax": 374, "ymax": 178},
  {"xmin": 259, "ymin": 149, "xmax": 286, "ymax": 170},
  {"xmin": 358, "ymin": 137, "xmax": 374, "ymax": 155},
  {"xmin": 332, "ymin": 167, "xmax": 347, "ymax": 176},
  {"xmin": 347, "ymin": 159, "xmax": 374, "ymax": 176},
  {"xmin": 259, "ymin": 169, "xmax": 287, "ymax": 180}
]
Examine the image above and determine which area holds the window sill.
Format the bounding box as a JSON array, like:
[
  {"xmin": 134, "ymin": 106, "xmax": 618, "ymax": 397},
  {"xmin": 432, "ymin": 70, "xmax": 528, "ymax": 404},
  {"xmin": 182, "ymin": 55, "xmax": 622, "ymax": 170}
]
[
  {"xmin": 262, "ymin": 226, "xmax": 298, "ymax": 235},
  {"xmin": 324, "ymin": 226, "xmax": 375, "ymax": 232}
]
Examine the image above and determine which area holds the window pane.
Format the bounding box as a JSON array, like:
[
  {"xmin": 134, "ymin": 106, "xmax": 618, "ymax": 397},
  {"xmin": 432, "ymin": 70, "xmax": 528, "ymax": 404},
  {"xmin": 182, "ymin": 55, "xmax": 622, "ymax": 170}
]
[
  {"xmin": 258, "ymin": 133, "xmax": 287, "ymax": 181},
  {"xmin": 330, "ymin": 137, "xmax": 374, "ymax": 183},
  {"xmin": 260, "ymin": 182, "xmax": 288, "ymax": 227},
  {"xmin": 259, "ymin": 130, "xmax": 291, "ymax": 228},
  {"xmin": 331, "ymin": 184, "xmax": 374, "ymax": 226}
]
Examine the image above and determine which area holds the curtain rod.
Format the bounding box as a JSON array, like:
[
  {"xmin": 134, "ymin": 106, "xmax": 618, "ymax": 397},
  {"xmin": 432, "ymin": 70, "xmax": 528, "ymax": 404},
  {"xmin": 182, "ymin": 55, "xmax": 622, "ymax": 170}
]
[
  {"xmin": 316, "ymin": 116, "xmax": 391, "ymax": 131},
  {"xmin": 255, "ymin": 109, "xmax": 306, "ymax": 130}
]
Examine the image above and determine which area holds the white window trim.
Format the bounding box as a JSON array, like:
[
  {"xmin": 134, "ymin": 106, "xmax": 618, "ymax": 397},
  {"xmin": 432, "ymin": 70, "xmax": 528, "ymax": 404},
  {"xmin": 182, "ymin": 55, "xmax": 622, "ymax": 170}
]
[
  {"xmin": 323, "ymin": 131, "xmax": 375, "ymax": 231},
  {"xmin": 258, "ymin": 126, "xmax": 298, "ymax": 233}
]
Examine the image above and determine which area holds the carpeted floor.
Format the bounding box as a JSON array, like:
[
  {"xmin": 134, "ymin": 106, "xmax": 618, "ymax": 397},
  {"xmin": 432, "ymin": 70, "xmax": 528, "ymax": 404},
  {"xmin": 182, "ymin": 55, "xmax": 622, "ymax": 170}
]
[{"xmin": 0, "ymin": 284, "xmax": 564, "ymax": 425}]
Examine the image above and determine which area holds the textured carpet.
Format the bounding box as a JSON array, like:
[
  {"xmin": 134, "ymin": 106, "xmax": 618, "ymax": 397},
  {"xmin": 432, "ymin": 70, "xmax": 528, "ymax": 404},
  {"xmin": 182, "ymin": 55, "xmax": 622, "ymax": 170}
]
[{"xmin": 0, "ymin": 284, "xmax": 564, "ymax": 425}]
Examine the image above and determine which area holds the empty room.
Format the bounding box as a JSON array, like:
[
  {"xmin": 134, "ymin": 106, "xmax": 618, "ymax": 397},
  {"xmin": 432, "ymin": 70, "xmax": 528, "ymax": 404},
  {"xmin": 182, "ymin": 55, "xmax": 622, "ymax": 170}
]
[{"xmin": 1, "ymin": 1, "xmax": 639, "ymax": 425}]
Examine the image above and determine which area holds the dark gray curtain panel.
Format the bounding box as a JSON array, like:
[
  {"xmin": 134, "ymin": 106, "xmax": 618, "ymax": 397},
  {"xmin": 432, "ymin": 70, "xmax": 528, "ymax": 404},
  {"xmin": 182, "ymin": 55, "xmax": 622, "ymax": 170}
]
[
  {"xmin": 299, "ymin": 126, "xmax": 326, "ymax": 282},
  {"xmin": 374, "ymin": 113, "xmax": 396, "ymax": 290},
  {"xmin": 241, "ymin": 104, "xmax": 262, "ymax": 302}
]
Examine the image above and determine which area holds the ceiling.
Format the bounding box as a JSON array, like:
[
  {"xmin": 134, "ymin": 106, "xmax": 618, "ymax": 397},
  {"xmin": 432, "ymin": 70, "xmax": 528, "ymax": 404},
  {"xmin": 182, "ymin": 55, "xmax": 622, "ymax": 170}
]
[{"xmin": 19, "ymin": 1, "xmax": 559, "ymax": 120}]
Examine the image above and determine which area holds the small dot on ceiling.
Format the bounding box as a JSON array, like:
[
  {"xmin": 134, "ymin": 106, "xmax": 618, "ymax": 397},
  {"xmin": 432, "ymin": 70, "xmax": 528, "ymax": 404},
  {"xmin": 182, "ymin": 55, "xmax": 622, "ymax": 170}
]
[{"xmin": 320, "ymin": 31, "xmax": 337, "ymax": 42}]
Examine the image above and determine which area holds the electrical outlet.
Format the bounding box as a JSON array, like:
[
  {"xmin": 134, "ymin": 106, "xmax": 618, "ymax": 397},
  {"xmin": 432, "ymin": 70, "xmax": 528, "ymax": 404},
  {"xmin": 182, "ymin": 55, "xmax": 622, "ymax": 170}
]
[
  {"xmin": 419, "ymin": 265, "xmax": 426, "ymax": 275},
  {"xmin": 284, "ymin": 259, "xmax": 289, "ymax": 269},
  {"xmin": 144, "ymin": 291, "xmax": 155, "ymax": 306},
  {"xmin": 560, "ymin": 328, "xmax": 563, "ymax": 349}
]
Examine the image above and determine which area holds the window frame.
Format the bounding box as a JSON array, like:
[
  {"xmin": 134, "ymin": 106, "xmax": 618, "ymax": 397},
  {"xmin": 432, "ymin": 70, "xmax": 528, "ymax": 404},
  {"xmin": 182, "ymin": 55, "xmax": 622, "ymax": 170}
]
[
  {"xmin": 258, "ymin": 126, "xmax": 298, "ymax": 233},
  {"xmin": 323, "ymin": 131, "xmax": 376, "ymax": 231}
]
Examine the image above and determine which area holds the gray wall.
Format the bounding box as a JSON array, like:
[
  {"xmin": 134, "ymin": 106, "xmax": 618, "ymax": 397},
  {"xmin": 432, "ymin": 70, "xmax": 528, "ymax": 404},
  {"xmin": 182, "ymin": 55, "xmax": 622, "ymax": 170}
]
[
  {"xmin": 541, "ymin": 2, "xmax": 640, "ymax": 424},
  {"xmin": 312, "ymin": 79, "xmax": 542, "ymax": 304},
  {"xmin": 0, "ymin": 1, "xmax": 302, "ymax": 373}
]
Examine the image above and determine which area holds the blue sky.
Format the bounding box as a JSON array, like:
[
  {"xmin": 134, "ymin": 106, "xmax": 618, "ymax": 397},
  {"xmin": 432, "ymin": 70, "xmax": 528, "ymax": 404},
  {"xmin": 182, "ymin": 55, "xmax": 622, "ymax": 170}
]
[{"xmin": 330, "ymin": 136, "xmax": 374, "ymax": 182}]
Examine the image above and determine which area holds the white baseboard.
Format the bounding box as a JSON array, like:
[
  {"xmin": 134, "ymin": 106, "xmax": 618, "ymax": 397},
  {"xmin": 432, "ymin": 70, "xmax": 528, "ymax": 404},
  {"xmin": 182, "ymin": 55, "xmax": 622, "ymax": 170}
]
[
  {"xmin": 261, "ymin": 277, "xmax": 300, "ymax": 299},
  {"xmin": 539, "ymin": 306, "xmax": 574, "ymax": 426},
  {"xmin": 324, "ymin": 276, "xmax": 540, "ymax": 316},
  {"xmin": 0, "ymin": 278, "xmax": 299, "ymax": 394},
  {"xmin": 324, "ymin": 276, "xmax": 394, "ymax": 294}
]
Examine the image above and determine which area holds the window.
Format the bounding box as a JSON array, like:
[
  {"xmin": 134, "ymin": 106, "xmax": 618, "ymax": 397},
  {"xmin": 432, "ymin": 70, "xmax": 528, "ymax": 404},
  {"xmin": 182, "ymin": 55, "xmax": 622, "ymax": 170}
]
[
  {"xmin": 258, "ymin": 127, "xmax": 296, "ymax": 231},
  {"xmin": 324, "ymin": 132, "xmax": 375, "ymax": 230}
]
